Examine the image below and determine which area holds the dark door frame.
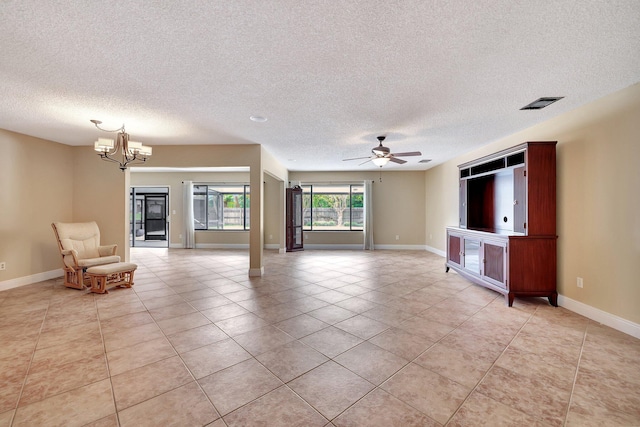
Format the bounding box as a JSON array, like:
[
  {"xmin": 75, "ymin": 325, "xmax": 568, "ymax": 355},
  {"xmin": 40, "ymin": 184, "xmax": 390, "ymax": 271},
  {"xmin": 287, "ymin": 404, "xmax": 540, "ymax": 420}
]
[{"xmin": 130, "ymin": 187, "xmax": 169, "ymax": 248}]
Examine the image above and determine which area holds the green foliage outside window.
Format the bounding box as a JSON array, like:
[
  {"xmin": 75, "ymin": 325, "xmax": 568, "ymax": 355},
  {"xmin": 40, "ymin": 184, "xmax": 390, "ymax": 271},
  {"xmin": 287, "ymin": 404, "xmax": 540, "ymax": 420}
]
[{"xmin": 302, "ymin": 184, "xmax": 364, "ymax": 231}]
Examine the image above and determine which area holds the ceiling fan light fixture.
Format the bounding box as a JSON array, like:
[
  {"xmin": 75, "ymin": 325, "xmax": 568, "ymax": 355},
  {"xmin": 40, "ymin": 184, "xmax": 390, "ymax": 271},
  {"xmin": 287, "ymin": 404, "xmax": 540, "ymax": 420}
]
[
  {"xmin": 372, "ymin": 146, "xmax": 389, "ymax": 156},
  {"xmin": 372, "ymin": 135, "xmax": 390, "ymax": 156},
  {"xmin": 372, "ymin": 157, "xmax": 390, "ymax": 167}
]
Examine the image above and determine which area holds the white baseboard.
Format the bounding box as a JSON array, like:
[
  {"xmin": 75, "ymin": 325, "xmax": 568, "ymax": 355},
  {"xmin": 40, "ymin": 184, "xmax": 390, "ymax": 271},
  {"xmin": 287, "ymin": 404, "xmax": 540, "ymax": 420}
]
[
  {"xmin": 374, "ymin": 244, "xmax": 428, "ymax": 250},
  {"xmin": 248, "ymin": 267, "xmax": 264, "ymax": 277},
  {"xmin": 0, "ymin": 269, "xmax": 63, "ymax": 292},
  {"xmin": 196, "ymin": 243, "xmax": 250, "ymax": 249},
  {"xmin": 168, "ymin": 243, "xmax": 440, "ymax": 252},
  {"xmin": 285, "ymin": 244, "xmax": 434, "ymax": 251},
  {"xmin": 425, "ymin": 245, "xmax": 446, "ymax": 257},
  {"xmin": 558, "ymin": 295, "xmax": 640, "ymax": 339},
  {"xmin": 304, "ymin": 244, "xmax": 364, "ymax": 250}
]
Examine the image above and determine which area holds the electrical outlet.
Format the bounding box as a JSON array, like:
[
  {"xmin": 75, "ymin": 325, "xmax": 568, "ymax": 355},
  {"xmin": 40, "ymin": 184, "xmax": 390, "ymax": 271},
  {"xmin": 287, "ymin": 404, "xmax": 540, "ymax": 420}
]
[
  {"xmin": 269, "ymin": 234, "xmax": 273, "ymax": 240},
  {"xmin": 577, "ymin": 277, "xmax": 584, "ymax": 288},
  {"xmin": 0, "ymin": 262, "xmax": 6, "ymax": 270},
  {"xmin": 395, "ymin": 235, "xmax": 400, "ymax": 240}
]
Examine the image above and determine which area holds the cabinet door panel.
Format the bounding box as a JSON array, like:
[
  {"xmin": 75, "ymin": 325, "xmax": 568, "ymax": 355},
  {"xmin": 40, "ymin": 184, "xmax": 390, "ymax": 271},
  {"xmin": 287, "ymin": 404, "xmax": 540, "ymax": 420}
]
[
  {"xmin": 459, "ymin": 180, "xmax": 467, "ymax": 228},
  {"xmin": 483, "ymin": 241, "xmax": 507, "ymax": 289},
  {"xmin": 463, "ymin": 238, "xmax": 481, "ymax": 275},
  {"xmin": 513, "ymin": 165, "xmax": 527, "ymax": 234},
  {"xmin": 448, "ymin": 234, "xmax": 461, "ymax": 266}
]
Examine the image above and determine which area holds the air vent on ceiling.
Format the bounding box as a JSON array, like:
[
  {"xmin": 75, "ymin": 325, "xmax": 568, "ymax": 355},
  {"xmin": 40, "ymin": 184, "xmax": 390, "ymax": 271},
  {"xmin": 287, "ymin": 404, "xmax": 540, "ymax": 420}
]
[
  {"xmin": 419, "ymin": 159, "xmax": 432, "ymax": 163},
  {"xmin": 520, "ymin": 97, "xmax": 564, "ymax": 110}
]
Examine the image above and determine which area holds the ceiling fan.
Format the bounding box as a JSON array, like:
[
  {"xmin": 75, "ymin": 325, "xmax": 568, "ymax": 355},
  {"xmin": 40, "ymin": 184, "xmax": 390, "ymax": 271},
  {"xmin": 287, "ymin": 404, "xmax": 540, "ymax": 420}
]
[{"xmin": 342, "ymin": 136, "xmax": 422, "ymax": 167}]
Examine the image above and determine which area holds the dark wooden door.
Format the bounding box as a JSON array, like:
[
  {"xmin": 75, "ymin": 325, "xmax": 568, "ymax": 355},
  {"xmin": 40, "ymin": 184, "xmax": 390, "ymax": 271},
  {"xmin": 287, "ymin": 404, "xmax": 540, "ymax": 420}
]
[{"xmin": 286, "ymin": 186, "xmax": 304, "ymax": 252}]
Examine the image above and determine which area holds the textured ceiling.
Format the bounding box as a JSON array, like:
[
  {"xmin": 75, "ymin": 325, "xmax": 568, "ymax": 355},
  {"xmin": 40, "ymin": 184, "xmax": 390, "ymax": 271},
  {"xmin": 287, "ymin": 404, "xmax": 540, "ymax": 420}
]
[{"xmin": 1, "ymin": 1, "xmax": 639, "ymax": 171}]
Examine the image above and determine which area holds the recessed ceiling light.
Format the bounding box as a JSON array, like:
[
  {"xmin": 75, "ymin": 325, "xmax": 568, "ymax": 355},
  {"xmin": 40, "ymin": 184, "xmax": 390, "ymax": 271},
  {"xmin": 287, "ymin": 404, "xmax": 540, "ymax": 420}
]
[
  {"xmin": 419, "ymin": 159, "xmax": 432, "ymax": 163},
  {"xmin": 250, "ymin": 115, "xmax": 267, "ymax": 122},
  {"xmin": 520, "ymin": 97, "xmax": 564, "ymax": 110}
]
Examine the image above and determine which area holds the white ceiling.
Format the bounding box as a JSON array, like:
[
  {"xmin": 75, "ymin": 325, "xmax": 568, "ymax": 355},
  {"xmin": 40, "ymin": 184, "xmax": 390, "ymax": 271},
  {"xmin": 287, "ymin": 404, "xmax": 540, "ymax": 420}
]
[{"xmin": 1, "ymin": 1, "xmax": 639, "ymax": 171}]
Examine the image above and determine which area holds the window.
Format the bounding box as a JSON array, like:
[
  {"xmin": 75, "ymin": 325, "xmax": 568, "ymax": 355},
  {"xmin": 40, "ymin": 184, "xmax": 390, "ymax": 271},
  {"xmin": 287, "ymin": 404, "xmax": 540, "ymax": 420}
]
[
  {"xmin": 302, "ymin": 184, "xmax": 364, "ymax": 231},
  {"xmin": 193, "ymin": 184, "xmax": 250, "ymax": 230}
]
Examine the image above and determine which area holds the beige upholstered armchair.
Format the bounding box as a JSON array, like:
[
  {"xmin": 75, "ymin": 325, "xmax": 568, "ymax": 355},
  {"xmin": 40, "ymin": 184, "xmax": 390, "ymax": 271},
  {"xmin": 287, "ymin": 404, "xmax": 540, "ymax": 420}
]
[{"xmin": 51, "ymin": 221, "xmax": 120, "ymax": 289}]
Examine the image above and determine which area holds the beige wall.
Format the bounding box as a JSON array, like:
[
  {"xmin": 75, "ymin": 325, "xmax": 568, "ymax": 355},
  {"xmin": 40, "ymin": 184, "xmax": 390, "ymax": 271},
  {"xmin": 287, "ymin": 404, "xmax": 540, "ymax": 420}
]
[
  {"xmin": 424, "ymin": 82, "xmax": 640, "ymax": 324},
  {"xmin": 262, "ymin": 146, "xmax": 288, "ymax": 251},
  {"xmin": 131, "ymin": 171, "xmax": 251, "ymax": 246},
  {"xmin": 131, "ymin": 170, "xmax": 288, "ymax": 250},
  {"xmin": 263, "ymin": 173, "xmax": 283, "ymax": 248},
  {"xmin": 289, "ymin": 171, "xmax": 426, "ymax": 247},
  {"xmin": 135, "ymin": 144, "xmax": 266, "ymax": 273},
  {"xmin": 0, "ymin": 142, "xmax": 287, "ymax": 284},
  {"xmin": 72, "ymin": 146, "xmax": 130, "ymax": 262},
  {"xmin": 0, "ymin": 131, "xmax": 74, "ymax": 282}
]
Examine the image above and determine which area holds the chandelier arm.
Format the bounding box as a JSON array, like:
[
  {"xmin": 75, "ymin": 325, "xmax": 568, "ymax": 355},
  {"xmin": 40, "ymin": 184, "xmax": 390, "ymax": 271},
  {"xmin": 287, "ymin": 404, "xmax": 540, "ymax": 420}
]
[
  {"xmin": 96, "ymin": 153, "xmax": 124, "ymax": 166},
  {"xmin": 120, "ymin": 133, "xmax": 134, "ymax": 161},
  {"xmin": 91, "ymin": 120, "xmax": 126, "ymax": 133}
]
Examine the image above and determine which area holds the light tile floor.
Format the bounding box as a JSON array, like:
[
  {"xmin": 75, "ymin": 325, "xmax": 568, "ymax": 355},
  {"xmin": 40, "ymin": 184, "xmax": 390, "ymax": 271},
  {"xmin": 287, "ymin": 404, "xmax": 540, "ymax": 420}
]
[{"xmin": 1, "ymin": 249, "xmax": 639, "ymax": 426}]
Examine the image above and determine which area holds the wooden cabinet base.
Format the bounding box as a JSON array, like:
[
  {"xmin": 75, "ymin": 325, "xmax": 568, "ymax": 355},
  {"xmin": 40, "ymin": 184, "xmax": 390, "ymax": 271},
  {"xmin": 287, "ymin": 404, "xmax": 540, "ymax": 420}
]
[
  {"xmin": 445, "ymin": 227, "xmax": 557, "ymax": 307},
  {"xmin": 446, "ymin": 261, "xmax": 557, "ymax": 307}
]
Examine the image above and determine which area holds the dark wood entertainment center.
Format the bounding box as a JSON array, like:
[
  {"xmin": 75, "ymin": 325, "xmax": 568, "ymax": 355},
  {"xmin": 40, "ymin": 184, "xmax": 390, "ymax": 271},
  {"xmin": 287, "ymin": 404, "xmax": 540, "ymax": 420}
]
[{"xmin": 445, "ymin": 141, "xmax": 557, "ymax": 306}]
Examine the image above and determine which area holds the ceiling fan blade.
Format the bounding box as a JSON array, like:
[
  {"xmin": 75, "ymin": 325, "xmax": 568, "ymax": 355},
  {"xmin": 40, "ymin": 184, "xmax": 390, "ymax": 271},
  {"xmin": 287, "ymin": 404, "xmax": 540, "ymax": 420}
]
[
  {"xmin": 358, "ymin": 158, "xmax": 373, "ymax": 166},
  {"xmin": 343, "ymin": 156, "xmax": 372, "ymax": 161},
  {"xmin": 390, "ymin": 151, "xmax": 422, "ymax": 157},
  {"xmin": 389, "ymin": 157, "xmax": 407, "ymax": 164}
]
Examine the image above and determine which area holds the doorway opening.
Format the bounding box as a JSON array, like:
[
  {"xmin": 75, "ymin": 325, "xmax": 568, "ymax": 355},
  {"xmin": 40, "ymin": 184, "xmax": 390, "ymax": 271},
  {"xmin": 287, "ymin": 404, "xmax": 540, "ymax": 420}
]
[{"xmin": 130, "ymin": 187, "xmax": 169, "ymax": 248}]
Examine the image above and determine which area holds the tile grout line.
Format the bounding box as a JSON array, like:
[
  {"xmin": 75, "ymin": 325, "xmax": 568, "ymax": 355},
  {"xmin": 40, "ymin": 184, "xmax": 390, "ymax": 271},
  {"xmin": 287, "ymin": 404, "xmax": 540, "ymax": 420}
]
[
  {"xmin": 133, "ymin": 266, "xmax": 228, "ymax": 425},
  {"xmin": 439, "ymin": 300, "xmax": 540, "ymax": 426},
  {"xmin": 9, "ymin": 280, "xmax": 54, "ymax": 427},
  {"xmin": 562, "ymin": 319, "xmax": 590, "ymax": 426},
  {"xmin": 94, "ymin": 287, "xmax": 121, "ymax": 427}
]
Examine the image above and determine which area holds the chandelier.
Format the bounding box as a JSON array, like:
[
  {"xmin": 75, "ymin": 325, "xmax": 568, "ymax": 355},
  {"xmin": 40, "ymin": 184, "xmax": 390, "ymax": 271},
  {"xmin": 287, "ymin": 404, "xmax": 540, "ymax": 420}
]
[{"xmin": 91, "ymin": 119, "xmax": 152, "ymax": 171}]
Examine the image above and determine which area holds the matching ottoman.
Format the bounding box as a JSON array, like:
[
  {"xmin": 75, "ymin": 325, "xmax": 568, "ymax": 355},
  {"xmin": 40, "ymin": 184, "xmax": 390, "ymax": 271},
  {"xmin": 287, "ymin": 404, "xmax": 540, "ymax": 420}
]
[{"xmin": 85, "ymin": 262, "xmax": 137, "ymax": 294}]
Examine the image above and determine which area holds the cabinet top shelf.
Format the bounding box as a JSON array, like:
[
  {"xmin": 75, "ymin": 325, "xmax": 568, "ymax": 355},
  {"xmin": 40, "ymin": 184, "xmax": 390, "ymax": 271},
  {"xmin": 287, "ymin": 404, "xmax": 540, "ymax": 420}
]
[
  {"xmin": 458, "ymin": 141, "xmax": 556, "ymax": 172},
  {"xmin": 447, "ymin": 226, "xmax": 525, "ymax": 237}
]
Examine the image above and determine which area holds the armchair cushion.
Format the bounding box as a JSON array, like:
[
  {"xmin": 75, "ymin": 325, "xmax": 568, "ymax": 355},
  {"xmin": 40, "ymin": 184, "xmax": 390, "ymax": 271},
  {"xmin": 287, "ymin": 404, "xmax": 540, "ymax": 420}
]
[
  {"xmin": 78, "ymin": 256, "xmax": 121, "ymax": 268},
  {"xmin": 52, "ymin": 221, "xmax": 120, "ymax": 268}
]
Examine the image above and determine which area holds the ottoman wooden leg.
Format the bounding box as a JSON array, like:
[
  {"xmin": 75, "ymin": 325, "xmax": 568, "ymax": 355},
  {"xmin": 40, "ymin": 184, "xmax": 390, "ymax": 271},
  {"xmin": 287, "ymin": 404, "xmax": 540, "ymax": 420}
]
[
  {"xmin": 90, "ymin": 275, "xmax": 109, "ymax": 294},
  {"xmin": 117, "ymin": 270, "xmax": 135, "ymax": 288}
]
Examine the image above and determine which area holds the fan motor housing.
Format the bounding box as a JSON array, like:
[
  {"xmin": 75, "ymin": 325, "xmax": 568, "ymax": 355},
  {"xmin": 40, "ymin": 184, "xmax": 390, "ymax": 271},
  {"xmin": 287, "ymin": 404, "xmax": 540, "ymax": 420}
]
[{"xmin": 372, "ymin": 145, "xmax": 390, "ymax": 156}]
